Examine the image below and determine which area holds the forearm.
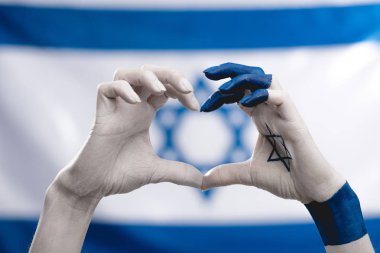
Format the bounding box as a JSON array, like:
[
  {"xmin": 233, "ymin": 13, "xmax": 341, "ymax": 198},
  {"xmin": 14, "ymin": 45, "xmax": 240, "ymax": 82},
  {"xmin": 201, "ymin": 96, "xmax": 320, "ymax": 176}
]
[
  {"xmin": 326, "ymin": 235, "xmax": 374, "ymax": 253},
  {"xmin": 305, "ymin": 182, "xmax": 374, "ymax": 253},
  {"xmin": 30, "ymin": 180, "xmax": 100, "ymax": 253}
]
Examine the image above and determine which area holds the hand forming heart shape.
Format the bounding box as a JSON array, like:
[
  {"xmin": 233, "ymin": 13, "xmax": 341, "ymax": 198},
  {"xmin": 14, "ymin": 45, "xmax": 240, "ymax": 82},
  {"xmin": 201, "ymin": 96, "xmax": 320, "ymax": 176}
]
[
  {"xmin": 53, "ymin": 62, "xmax": 344, "ymax": 207},
  {"xmin": 31, "ymin": 62, "xmax": 375, "ymax": 253}
]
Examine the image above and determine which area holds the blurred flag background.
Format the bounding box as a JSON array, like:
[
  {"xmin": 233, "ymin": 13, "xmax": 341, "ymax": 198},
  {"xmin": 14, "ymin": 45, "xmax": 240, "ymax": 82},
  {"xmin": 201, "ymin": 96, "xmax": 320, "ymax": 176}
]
[{"xmin": 1, "ymin": 0, "xmax": 380, "ymax": 252}]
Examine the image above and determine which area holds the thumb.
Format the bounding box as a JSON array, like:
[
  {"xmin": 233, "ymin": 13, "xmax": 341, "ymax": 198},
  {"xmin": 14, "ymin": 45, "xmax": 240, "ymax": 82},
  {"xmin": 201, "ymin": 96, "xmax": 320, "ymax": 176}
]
[
  {"xmin": 151, "ymin": 159, "xmax": 203, "ymax": 189},
  {"xmin": 202, "ymin": 160, "xmax": 252, "ymax": 190}
]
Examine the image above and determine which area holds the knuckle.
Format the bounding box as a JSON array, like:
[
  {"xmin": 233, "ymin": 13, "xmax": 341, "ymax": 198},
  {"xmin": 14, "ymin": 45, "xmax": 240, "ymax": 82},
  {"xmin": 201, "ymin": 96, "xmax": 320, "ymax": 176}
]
[
  {"xmin": 114, "ymin": 80, "xmax": 125, "ymax": 90},
  {"xmin": 168, "ymin": 70, "xmax": 183, "ymax": 80},
  {"xmin": 97, "ymin": 82, "xmax": 108, "ymax": 92},
  {"xmin": 255, "ymin": 66, "xmax": 264, "ymax": 73},
  {"xmin": 140, "ymin": 64, "xmax": 155, "ymax": 71},
  {"xmin": 278, "ymin": 90, "xmax": 288, "ymax": 98},
  {"xmin": 270, "ymin": 75, "xmax": 281, "ymax": 87},
  {"xmin": 140, "ymin": 69, "xmax": 156, "ymax": 81},
  {"xmin": 113, "ymin": 67, "xmax": 124, "ymax": 80},
  {"xmin": 221, "ymin": 62, "xmax": 235, "ymax": 68}
]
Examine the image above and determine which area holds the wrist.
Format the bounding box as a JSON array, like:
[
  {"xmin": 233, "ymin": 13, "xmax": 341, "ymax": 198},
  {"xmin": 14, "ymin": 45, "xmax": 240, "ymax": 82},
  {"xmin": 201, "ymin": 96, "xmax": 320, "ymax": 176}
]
[
  {"xmin": 48, "ymin": 177, "xmax": 101, "ymax": 212},
  {"xmin": 305, "ymin": 182, "xmax": 367, "ymax": 246},
  {"xmin": 30, "ymin": 178, "xmax": 101, "ymax": 253}
]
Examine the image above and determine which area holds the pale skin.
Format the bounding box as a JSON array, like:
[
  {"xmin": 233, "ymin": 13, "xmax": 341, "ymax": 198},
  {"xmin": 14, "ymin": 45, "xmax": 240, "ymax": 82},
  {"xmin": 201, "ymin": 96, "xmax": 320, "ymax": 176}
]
[
  {"xmin": 202, "ymin": 78, "xmax": 346, "ymax": 203},
  {"xmin": 30, "ymin": 64, "xmax": 374, "ymax": 253},
  {"xmin": 201, "ymin": 63, "xmax": 374, "ymax": 253},
  {"xmin": 29, "ymin": 66, "xmax": 203, "ymax": 253}
]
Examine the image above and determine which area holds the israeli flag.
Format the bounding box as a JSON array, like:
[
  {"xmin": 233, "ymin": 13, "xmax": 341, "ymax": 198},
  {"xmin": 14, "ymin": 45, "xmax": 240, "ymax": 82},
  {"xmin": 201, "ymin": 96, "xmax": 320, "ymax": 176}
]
[{"xmin": 0, "ymin": 0, "xmax": 379, "ymax": 252}]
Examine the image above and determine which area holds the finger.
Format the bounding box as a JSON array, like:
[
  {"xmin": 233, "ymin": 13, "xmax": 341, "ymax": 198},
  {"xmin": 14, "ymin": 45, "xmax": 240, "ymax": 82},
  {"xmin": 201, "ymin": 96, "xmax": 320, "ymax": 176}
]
[
  {"xmin": 237, "ymin": 76, "xmax": 285, "ymax": 108},
  {"xmin": 239, "ymin": 89, "xmax": 269, "ymax": 107},
  {"xmin": 239, "ymin": 88, "xmax": 293, "ymax": 121},
  {"xmin": 97, "ymin": 80, "xmax": 141, "ymax": 103},
  {"xmin": 151, "ymin": 159, "xmax": 203, "ymax": 189},
  {"xmin": 164, "ymin": 82, "xmax": 200, "ymax": 111},
  {"xmin": 203, "ymin": 62, "xmax": 265, "ymax": 80},
  {"xmin": 200, "ymin": 91, "xmax": 244, "ymax": 112},
  {"xmin": 142, "ymin": 65, "xmax": 199, "ymax": 110},
  {"xmin": 147, "ymin": 94, "xmax": 169, "ymax": 110},
  {"xmin": 162, "ymin": 82, "xmax": 178, "ymax": 99},
  {"xmin": 266, "ymin": 89, "xmax": 286, "ymax": 106},
  {"xmin": 239, "ymin": 89, "xmax": 286, "ymax": 108},
  {"xmin": 219, "ymin": 74, "xmax": 272, "ymax": 94},
  {"xmin": 113, "ymin": 68, "xmax": 166, "ymax": 95},
  {"xmin": 142, "ymin": 65, "xmax": 193, "ymax": 93},
  {"xmin": 177, "ymin": 92, "xmax": 201, "ymax": 111},
  {"xmin": 202, "ymin": 161, "xmax": 252, "ymax": 190}
]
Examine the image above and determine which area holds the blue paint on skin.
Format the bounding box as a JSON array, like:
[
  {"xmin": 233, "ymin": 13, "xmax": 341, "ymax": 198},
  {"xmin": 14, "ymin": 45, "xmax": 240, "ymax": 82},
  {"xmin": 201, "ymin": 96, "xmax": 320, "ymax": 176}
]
[
  {"xmin": 240, "ymin": 89, "xmax": 269, "ymax": 107},
  {"xmin": 305, "ymin": 182, "xmax": 367, "ymax": 246},
  {"xmin": 200, "ymin": 91, "xmax": 244, "ymax": 112},
  {"xmin": 201, "ymin": 62, "xmax": 271, "ymax": 112},
  {"xmin": 203, "ymin": 62, "xmax": 265, "ymax": 80},
  {"xmin": 219, "ymin": 74, "xmax": 272, "ymax": 93}
]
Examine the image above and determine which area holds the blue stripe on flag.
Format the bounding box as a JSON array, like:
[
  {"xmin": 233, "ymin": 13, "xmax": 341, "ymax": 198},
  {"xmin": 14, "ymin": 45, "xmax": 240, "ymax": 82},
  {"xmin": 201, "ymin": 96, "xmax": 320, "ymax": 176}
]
[
  {"xmin": 1, "ymin": 4, "xmax": 380, "ymax": 50},
  {"xmin": 1, "ymin": 218, "xmax": 379, "ymax": 252}
]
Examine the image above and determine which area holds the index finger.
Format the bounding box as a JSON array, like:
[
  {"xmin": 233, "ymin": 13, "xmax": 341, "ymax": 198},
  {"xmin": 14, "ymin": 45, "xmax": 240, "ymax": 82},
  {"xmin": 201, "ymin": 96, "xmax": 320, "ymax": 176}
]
[
  {"xmin": 165, "ymin": 82, "xmax": 200, "ymax": 111},
  {"xmin": 219, "ymin": 73, "xmax": 272, "ymax": 94},
  {"xmin": 203, "ymin": 62, "xmax": 265, "ymax": 80},
  {"xmin": 142, "ymin": 65, "xmax": 193, "ymax": 93},
  {"xmin": 142, "ymin": 65, "xmax": 200, "ymax": 111}
]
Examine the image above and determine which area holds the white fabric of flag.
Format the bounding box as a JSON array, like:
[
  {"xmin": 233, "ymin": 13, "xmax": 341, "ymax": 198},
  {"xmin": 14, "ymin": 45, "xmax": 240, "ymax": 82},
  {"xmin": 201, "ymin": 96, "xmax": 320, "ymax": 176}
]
[{"xmin": 0, "ymin": 0, "xmax": 379, "ymax": 252}]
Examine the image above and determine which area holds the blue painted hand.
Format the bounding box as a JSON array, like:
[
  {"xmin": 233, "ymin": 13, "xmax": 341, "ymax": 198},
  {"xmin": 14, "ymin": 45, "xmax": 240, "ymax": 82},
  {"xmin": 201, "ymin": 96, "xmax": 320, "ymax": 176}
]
[{"xmin": 201, "ymin": 62, "xmax": 346, "ymax": 205}]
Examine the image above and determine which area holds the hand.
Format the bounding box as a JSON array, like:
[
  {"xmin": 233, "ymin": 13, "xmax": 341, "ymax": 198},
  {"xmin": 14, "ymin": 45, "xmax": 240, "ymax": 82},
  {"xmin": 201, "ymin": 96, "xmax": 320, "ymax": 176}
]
[
  {"xmin": 54, "ymin": 65, "xmax": 203, "ymax": 202},
  {"xmin": 201, "ymin": 63, "xmax": 346, "ymax": 203}
]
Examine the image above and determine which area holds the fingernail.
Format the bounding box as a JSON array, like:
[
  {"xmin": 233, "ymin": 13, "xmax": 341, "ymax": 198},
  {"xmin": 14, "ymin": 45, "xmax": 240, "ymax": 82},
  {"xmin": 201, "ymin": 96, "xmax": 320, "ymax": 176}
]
[
  {"xmin": 155, "ymin": 80, "xmax": 166, "ymax": 92},
  {"xmin": 239, "ymin": 96, "xmax": 250, "ymax": 106},
  {"xmin": 200, "ymin": 99, "xmax": 211, "ymax": 112},
  {"xmin": 133, "ymin": 93, "xmax": 141, "ymax": 103},
  {"xmin": 203, "ymin": 66, "xmax": 216, "ymax": 73},
  {"xmin": 179, "ymin": 78, "xmax": 193, "ymax": 93}
]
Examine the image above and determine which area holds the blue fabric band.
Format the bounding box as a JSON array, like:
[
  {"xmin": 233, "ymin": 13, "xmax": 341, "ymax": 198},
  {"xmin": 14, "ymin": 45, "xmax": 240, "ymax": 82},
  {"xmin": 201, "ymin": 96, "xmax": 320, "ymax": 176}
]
[
  {"xmin": 2, "ymin": 4, "xmax": 380, "ymax": 50},
  {"xmin": 305, "ymin": 182, "xmax": 367, "ymax": 246}
]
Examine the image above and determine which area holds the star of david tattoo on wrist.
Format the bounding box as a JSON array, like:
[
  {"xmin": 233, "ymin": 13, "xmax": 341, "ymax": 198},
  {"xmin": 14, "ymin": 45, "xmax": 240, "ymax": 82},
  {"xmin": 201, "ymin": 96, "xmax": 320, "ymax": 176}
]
[{"xmin": 264, "ymin": 124, "xmax": 292, "ymax": 171}]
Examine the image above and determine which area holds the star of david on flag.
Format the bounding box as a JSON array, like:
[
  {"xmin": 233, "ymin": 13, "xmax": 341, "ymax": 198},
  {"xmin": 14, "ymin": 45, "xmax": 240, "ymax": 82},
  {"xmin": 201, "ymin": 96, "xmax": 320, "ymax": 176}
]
[
  {"xmin": 153, "ymin": 77, "xmax": 255, "ymax": 197},
  {"xmin": 1, "ymin": 1, "xmax": 380, "ymax": 252}
]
